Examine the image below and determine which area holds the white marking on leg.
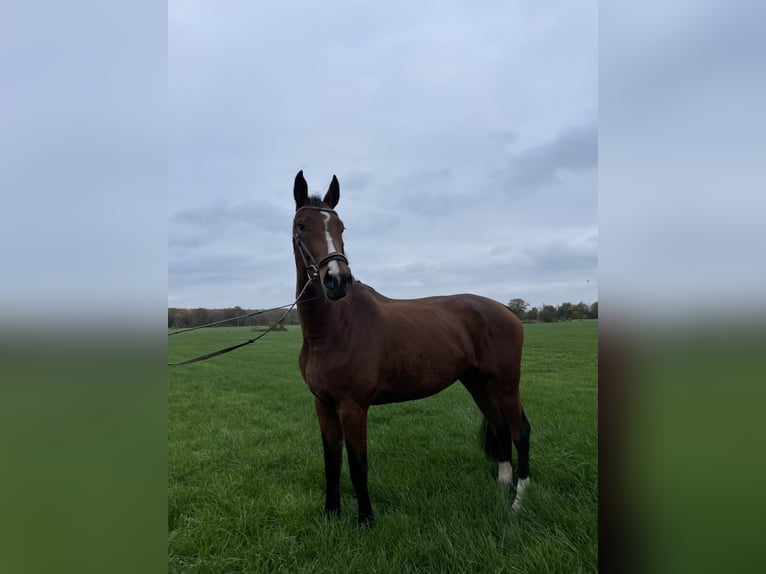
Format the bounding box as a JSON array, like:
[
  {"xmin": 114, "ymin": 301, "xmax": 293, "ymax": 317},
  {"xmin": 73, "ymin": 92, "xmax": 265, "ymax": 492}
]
[
  {"xmin": 512, "ymin": 477, "xmax": 530, "ymax": 513},
  {"xmin": 497, "ymin": 461, "xmax": 513, "ymax": 485},
  {"xmin": 321, "ymin": 211, "xmax": 341, "ymax": 276}
]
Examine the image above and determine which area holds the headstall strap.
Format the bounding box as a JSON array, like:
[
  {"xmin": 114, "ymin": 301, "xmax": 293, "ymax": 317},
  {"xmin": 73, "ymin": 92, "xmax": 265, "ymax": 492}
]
[{"xmin": 295, "ymin": 206, "xmax": 338, "ymax": 216}]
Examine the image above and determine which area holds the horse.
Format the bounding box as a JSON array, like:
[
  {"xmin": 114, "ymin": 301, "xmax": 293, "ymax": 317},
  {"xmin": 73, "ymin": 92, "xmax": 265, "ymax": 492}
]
[{"xmin": 291, "ymin": 170, "xmax": 531, "ymax": 524}]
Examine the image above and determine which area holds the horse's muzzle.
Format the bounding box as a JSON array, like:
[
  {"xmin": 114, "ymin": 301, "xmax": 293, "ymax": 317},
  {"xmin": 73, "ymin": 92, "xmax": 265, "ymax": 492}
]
[{"xmin": 322, "ymin": 270, "xmax": 353, "ymax": 301}]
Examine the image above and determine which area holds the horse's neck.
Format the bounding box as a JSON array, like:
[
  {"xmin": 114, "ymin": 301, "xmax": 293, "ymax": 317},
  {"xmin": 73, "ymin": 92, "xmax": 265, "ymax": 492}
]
[
  {"xmin": 297, "ymin": 297, "xmax": 336, "ymax": 342},
  {"xmin": 296, "ymin": 271, "xmax": 334, "ymax": 341}
]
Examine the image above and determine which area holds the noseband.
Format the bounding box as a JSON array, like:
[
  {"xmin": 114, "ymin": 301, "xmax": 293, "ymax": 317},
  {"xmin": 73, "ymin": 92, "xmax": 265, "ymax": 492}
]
[{"xmin": 293, "ymin": 206, "xmax": 349, "ymax": 281}]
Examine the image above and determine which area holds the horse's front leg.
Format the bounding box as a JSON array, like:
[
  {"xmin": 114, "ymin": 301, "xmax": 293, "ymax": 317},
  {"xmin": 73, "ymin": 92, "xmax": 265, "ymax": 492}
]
[
  {"xmin": 339, "ymin": 401, "xmax": 373, "ymax": 525},
  {"xmin": 314, "ymin": 398, "xmax": 343, "ymax": 517}
]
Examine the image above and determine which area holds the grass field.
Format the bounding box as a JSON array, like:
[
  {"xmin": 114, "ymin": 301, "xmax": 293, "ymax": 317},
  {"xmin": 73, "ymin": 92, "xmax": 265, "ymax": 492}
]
[{"xmin": 168, "ymin": 320, "xmax": 597, "ymax": 573}]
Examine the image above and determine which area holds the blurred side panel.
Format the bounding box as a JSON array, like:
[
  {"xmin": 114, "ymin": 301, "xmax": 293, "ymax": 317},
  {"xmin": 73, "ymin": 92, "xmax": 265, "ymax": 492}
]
[
  {"xmin": 601, "ymin": 1, "xmax": 766, "ymax": 573},
  {"xmin": 0, "ymin": 2, "xmax": 166, "ymax": 573}
]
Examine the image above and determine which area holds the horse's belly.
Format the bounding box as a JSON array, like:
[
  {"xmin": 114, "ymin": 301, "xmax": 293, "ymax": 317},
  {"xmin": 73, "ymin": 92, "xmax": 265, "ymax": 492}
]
[{"xmin": 370, "ymin": 369, "xmax": 460, "ymax": 405}]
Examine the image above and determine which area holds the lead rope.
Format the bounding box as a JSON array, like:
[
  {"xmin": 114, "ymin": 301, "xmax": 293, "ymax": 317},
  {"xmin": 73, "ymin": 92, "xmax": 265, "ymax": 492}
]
[{"xmin": 167, "ymin": 278, "xmax": 315, "ymax": 366}]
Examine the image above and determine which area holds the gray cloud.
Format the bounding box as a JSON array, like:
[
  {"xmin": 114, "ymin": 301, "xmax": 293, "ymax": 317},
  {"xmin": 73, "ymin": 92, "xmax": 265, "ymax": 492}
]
[
  {"xmin": 169, "ymin": 1, "xmax": 598, "ymax": 309},
  {"xmin": 506, "ymin": 121, "xmax": 598, "ymax": 189},
  {"xmin": 170, "ymin": 200, "xmax": 291, "ymax": 247}
]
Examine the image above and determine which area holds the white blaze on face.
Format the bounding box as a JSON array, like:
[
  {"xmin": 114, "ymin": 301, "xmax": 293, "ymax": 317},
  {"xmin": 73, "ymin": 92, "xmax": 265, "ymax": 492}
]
[{"xmin": 321, "ymin": 211, "xmax": 341, "ymax": 277}]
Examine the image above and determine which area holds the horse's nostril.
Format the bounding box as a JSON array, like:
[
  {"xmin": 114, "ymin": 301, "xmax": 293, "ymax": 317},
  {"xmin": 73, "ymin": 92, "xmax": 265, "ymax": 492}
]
[
  {"xmin": 322, "ymin": 271, "xmax": 352, "ymax": 301},
  {"xmin": 324, "ymin": 271, "xmax": 352, "ymax": 287}
]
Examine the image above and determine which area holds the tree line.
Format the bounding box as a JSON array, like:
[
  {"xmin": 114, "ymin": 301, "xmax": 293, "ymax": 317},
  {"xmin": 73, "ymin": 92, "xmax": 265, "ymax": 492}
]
[
  {"xmin": 168, "ymin": 306, "xmax": 300, "ymax": 329},
  {"xmin": 506, "ymin": 298, "xmax": 598, "ymax": 322},
  {"xmin": 169, "ymin": 299, "xmax": 598, "ymax": 329}
]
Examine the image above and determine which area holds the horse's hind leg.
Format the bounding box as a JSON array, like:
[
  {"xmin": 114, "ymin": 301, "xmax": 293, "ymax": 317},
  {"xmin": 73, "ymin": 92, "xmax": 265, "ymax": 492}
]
[
  {"xmin": 517, "ymin": 409, "xmax": 531, "ymax": 479},
  {"xmin": 503, "ymin": 398, "xmax": 531, "ymax": 513},
  {"xmin": 460, "ymin": 369, "xmax": 514, "ymax": 484},
  {"xmin": 479, "ymin": 415, "xmax": 514, "ymax": 484}
]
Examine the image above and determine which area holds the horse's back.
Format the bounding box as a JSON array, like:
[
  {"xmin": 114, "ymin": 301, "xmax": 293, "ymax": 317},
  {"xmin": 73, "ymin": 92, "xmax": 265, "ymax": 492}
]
[
  {"xmin": 391, "ymin": 291, "xmax": 520, "ymax": 338},
  {"xmin": 360, "ymin": 286, "xmax": 522, "ymax": 374}
]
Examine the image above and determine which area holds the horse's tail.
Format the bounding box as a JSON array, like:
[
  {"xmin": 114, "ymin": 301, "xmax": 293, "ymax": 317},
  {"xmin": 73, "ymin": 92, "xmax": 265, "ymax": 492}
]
[{"xmin": 478, "ymin": 416, "xmax": 502, "ymax": 461}]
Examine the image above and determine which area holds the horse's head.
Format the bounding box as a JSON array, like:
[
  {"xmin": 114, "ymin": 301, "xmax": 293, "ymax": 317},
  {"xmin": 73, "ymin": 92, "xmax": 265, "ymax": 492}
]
[{"xmin": 292, "ymin": 171, "xmax": 353, "ymax": 301}]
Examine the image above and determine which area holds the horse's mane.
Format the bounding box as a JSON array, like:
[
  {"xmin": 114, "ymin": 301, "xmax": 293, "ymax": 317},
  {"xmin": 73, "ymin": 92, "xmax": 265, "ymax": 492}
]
[{"xmin": 305, "ymin": 195, "xmax": 326, "ymax": 208}]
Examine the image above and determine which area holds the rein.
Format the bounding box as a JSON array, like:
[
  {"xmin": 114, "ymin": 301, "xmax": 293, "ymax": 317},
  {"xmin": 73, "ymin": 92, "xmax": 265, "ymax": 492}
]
[
  {"xmin": 167, "ymin": 279, "xmax": 315, "ymax": 366},
  {"xmin": 168, "ymin": 206, "xmax": 349, "ymax": 367}
]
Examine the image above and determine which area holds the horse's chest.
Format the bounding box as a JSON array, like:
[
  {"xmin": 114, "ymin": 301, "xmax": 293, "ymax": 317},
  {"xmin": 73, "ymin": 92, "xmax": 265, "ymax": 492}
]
[{"xmin": 299, "ymin": 344, "xmax": 370, "ymax": 401}]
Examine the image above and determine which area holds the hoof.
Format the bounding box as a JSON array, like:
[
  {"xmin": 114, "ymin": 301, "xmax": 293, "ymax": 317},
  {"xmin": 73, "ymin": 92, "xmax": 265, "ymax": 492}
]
[
  {"xmin": 357, "ymin": 512, "xmax": 374, "ymax": 526},
  {"xmin": 512, "ymin": 477, "xmax": 530, "ymax": 514}
]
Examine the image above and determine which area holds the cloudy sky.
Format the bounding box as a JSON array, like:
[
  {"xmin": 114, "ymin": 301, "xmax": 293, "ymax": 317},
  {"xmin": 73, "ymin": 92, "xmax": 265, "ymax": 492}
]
[{"xmin": 169, "ymin": 1, "xmax": 597, "ymax": 310}]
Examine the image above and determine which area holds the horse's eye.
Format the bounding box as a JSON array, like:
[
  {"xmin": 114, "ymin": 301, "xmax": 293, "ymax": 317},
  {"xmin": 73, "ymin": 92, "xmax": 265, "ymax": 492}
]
[{"xmin": 296, "ymin": 223, "xmax": 306, "ymax": 232}]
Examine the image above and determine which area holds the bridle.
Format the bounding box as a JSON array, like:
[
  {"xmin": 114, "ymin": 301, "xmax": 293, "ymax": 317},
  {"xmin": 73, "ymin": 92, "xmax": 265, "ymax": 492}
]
[{"xmin": 292, "ymin": 206, "xmax": 349, "ymax": 282}]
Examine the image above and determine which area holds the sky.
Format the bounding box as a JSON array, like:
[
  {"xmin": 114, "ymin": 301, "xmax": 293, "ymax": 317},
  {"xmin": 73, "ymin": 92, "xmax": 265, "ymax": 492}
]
[
  {"xmin": 168, "ymin": 1, "xmax": 597, "ymax": 310},
  {"xmin": 2, "ymin": 1, "xmax": 762, "ymax": 325}
]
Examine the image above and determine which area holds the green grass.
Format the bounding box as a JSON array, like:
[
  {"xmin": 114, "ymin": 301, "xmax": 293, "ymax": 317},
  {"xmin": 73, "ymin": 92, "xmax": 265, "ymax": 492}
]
[{"xmin": 169, "ymin": 320, "xmax": 597, "ymax": 573}]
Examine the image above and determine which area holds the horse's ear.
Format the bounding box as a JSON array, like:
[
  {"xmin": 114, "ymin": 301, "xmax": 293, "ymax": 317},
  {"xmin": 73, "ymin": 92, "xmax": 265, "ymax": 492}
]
[
  {"xmin": 294, "ymin": 170, "xmax": 308, "ymax": 209},
  {"xmin": 323, "ymin": 175, "xmax": 340, "ymax": 209}
]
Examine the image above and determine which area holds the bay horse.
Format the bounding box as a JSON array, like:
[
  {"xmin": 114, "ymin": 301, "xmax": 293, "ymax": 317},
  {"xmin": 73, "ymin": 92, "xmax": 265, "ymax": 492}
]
[{"xmin": 291, "ymin": 171, "xmax": 531, "ymax": 524}]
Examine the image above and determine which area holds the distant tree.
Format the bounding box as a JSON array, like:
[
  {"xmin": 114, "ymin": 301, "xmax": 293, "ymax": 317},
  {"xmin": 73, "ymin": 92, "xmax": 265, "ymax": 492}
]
[
  {"xmin": 191, "ymin": 308, "xmax": 209, "ymax": 326},
  {"xmin": 226, "ymin": 306, "xmax": 245, "ymax": 326},
  {"xmin": 507, "ymin": 298, "xmax": 529, "ymax": 321},
  {"xmin": 573, "ymin": 301, "xmax": 589, "ymax": 320},
  {"xmin": 556, "ymin": 302, "xmax": 574, "ymax": 321},
  {"xmin": 540, "ymin": 304, "xmax": 556, "ymax": 323},
  {"xmin": 588, "ymin": 301, "xmax": 598, "ymax": 319},
  {"xmin": 526, "ymin": 307, "xmax": 539, "ymax": 322}
]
